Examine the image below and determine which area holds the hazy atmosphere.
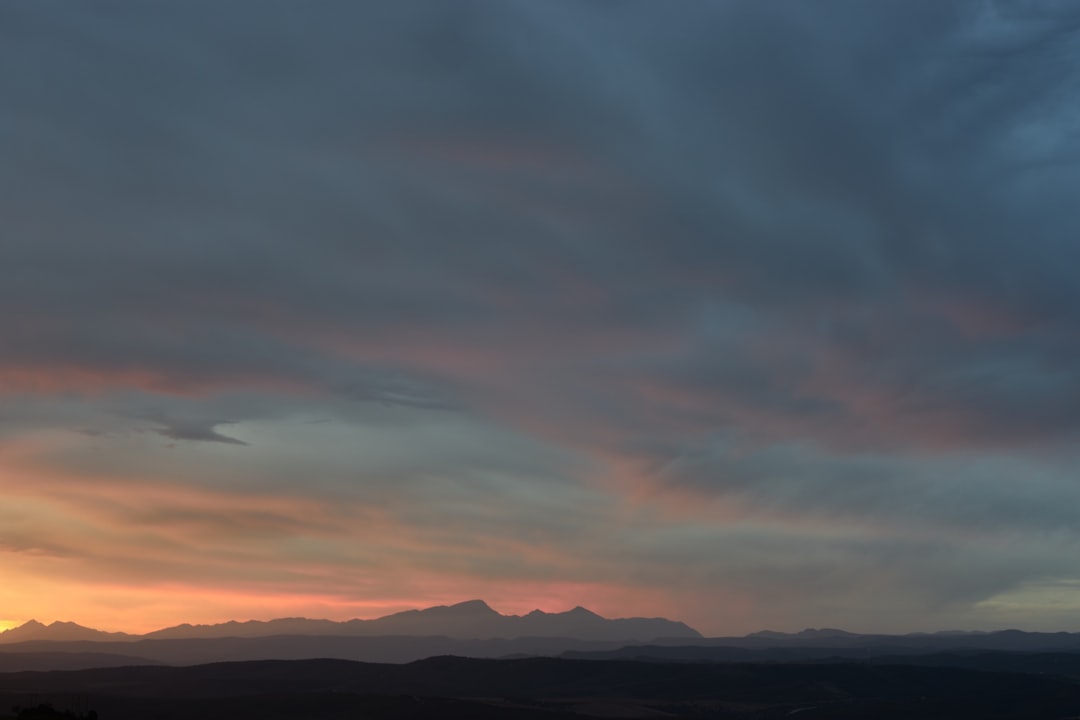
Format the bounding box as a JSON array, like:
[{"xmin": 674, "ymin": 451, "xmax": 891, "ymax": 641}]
[{"xmin": 3, "ymin": 1, "xmax": 1080, "ymax": 636}]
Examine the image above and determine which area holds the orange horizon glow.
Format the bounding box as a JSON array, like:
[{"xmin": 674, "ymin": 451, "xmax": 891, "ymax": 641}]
[{"xmin": 0, "ymin": 574, "xmax": 700, "ymax": 636}]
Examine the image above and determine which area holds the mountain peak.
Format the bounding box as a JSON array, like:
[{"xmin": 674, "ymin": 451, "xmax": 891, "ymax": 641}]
[
  {"xmin": 566, "ymin": 606, "xmax": 601, "ymax": 618},
  {"xmin": 795, "ymin": 627, "xmax": 857, "ymax": 639},
  {"xmin": 747, "ymin": 629, "xmax": 789, "ymax": 639},
  {"xmin": 446, "ymin": 599, "xmax": 497, "ymax": 614}
]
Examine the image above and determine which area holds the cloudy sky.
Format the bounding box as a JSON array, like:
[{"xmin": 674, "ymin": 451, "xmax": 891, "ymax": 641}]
[{"xmin": 2, "ymin": 1, "xmax": 1080, "ymax": 635}]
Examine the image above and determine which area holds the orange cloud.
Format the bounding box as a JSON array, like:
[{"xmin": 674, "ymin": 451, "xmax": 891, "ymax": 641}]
[{"xmin": 0, "ymin": 364, "xmax": 309, "ymax": 398}]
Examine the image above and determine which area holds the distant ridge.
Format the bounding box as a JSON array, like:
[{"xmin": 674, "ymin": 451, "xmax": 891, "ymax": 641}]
[
  {"xmin": 1, "ymin": 600, "xmax": 701, "ymax": 644},
  {"xmin": 746, "ymin": 627, "xmax": 859, "ymax": 641},
  {"xmin": 0, "ymin": 620, "xmax": 134, "ymax": 644},
  {"xmin": 4, "ymin": 612, "xmax": 1080, "ymax": 672},
  {"xmin": 7, "ymin": 610, "xmax": 1080, "ymax": 654},
  {"xmin": 145, "ymin": 600, "xmax": 702, "ymax": 642}
]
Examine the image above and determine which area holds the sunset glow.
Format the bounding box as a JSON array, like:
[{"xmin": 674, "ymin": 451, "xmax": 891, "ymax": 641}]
[{"xmin": 2, "ymin": 1, "xmax": 1080, "ymax": 638}]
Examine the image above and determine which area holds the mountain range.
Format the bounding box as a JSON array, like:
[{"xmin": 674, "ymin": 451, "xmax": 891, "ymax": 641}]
[
  {"xmin": 5, "ymin": 602, "xmax": 1080, "ymax": 674},
  {"xmin": 0, "ymin": 600, "xmax": 700, "ymax": 644}
]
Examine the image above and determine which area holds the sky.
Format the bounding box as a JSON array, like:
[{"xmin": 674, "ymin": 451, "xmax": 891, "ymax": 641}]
[{"xmin": 2, "ymin": 1, "xmax": 1080, "ymax": 637}]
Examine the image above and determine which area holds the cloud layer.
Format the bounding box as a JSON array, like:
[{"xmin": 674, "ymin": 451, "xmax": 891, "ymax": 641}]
[{"xmin": 2, "ymin": 1, "xmax": 1080, "ymax": 634}]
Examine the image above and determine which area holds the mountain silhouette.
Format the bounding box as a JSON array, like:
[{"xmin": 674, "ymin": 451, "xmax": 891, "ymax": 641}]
[
  {"xmin": 141, "ymin": 600, "xmax": 701, "ymax": 642},
  {"xmin": 2, "ymin": 601, "xmax": 700, "ymax": 645},
  {"xmin": 0, "ymin": 620, "xmax": 133, "ymax": 644}
]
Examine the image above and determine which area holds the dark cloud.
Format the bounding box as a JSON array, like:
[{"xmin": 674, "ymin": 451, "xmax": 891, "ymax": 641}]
[
  {"xmin": 3, "ymin": 1, "xmax": 1076, "ymax": 444},
  {"xmin": 154, "ymin": 421, "xmax": 248, "ymax": 446},
  {"xmin": 661, "ymin": 435, "xmax": 1080, "ymax": 534}
]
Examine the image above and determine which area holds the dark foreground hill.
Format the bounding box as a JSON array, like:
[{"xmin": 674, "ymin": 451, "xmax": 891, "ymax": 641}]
[
  {"xmin": 0, "ymin": 635, "xmax": 643, "ymax": 668},
  {"xmin": 0, "ymin": 653, "xmax": 160, "ymax": 673},
  {"xmin": 563, "ymin": 643, "xmax": 1080, "ymax": 672},
  {"xmin": 2, "ymin": 656, "xmax": 1080, "ymax": 720}
]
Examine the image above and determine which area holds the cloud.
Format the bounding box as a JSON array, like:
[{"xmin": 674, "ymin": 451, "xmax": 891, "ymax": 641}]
[
  {"xmin": 1, "ymin": 0, "xmax": 1080, "ymax": 633},
  {"xmin": 154, "ymin": 421, "xmax": 248, "ymax": 446}
]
